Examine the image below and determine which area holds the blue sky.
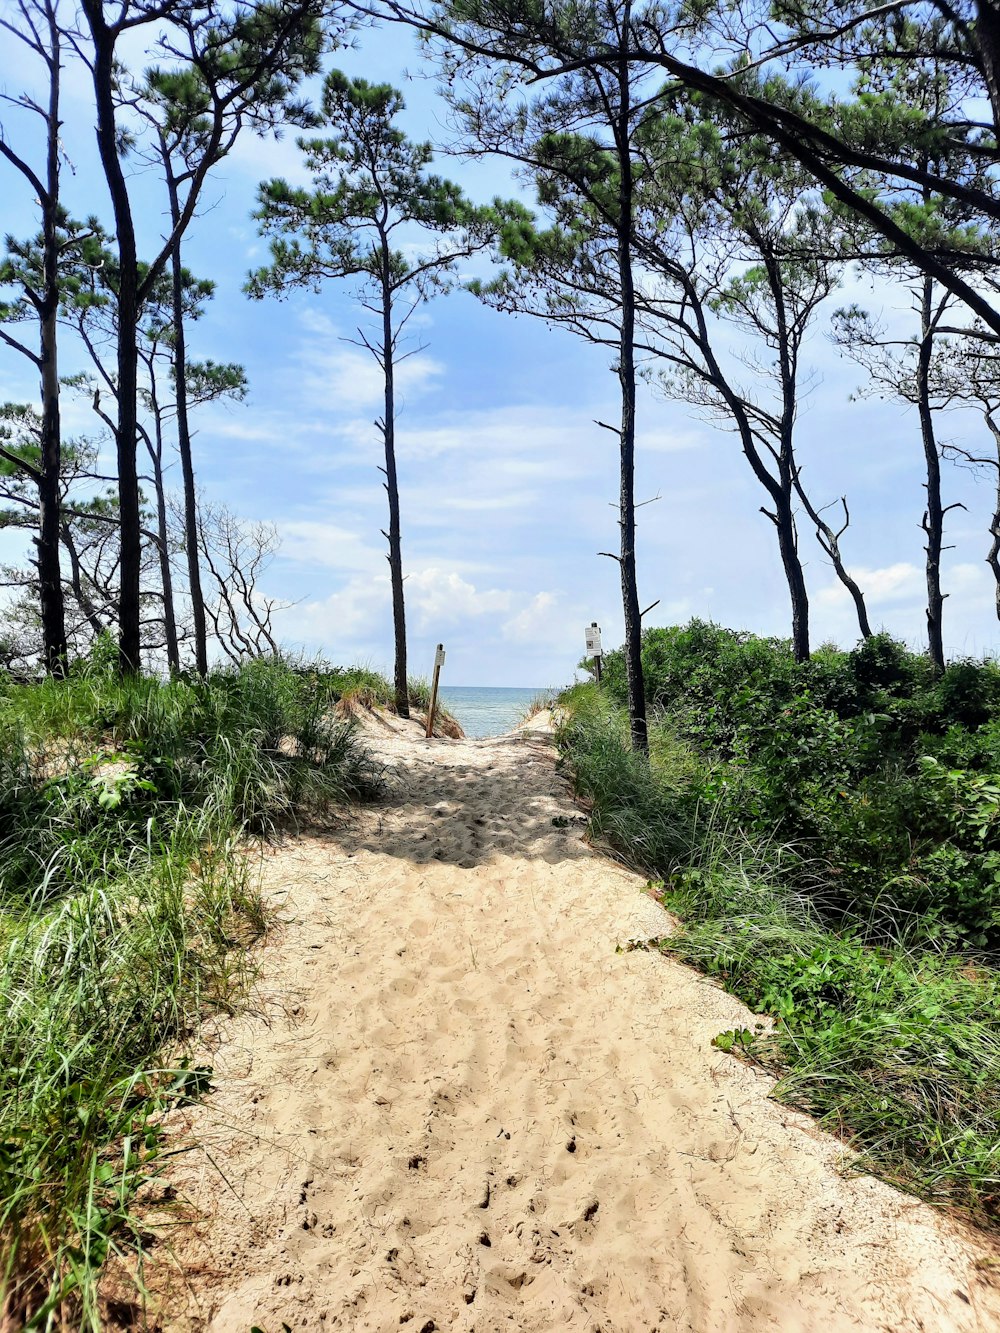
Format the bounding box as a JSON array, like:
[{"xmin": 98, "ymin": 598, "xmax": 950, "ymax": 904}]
[{"xmin": 2, "ymin": 19, "xmax": 999, "ymax": 686}]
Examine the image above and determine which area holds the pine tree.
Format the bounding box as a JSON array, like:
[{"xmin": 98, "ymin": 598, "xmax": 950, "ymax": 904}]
[
  {"xmin": 249, "ymin": 71, "xmax": 497, "ymax": 718},
  {"xmin": 79, "ymin": 0, "xmax": 326, "ymax": 672},
  {"xmin": 0, "ymin": 0, "xmax": 74, "ymax": 674}
]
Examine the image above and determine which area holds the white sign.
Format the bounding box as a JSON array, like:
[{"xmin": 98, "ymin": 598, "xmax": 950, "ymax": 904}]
[
  {"xmin": 435, "ymin": 645, "xmax": 446, "ymax": 669},
  {"xmin": 585, "ymin": 624, "xmax": 602, "ymax": 655}
]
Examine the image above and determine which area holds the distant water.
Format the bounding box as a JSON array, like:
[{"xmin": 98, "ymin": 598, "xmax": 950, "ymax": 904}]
[{"xmin": 438, "ymin": 686, "xmax": 550, "ymax": 739}]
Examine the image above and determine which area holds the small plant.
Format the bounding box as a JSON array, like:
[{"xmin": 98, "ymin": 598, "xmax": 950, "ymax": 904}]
[{"xmin": 712, "ymin": 1028, "xmax": 755, "ymax": 1053}]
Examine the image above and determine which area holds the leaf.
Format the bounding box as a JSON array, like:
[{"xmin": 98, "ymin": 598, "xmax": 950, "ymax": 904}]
[{"xmin": 714, "ymin": 1026, "xmax": 756, "ymax": 1054}]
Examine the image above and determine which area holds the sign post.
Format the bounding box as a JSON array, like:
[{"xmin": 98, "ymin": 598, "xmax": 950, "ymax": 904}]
[
  {"xmin": 585, "ymin": 622, "xmax": 603, "ymax": 686},
  {"xmin": 426, "ymin": 643, "xmax": 445, "ymax": 738}
]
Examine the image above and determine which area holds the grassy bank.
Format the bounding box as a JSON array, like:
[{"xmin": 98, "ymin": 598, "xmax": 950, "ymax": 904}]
[
  {"xmin": 0, "ymin": 655, "xmax": 382, "ymax": 1329},
  {"xmin": 320, "ymin": 664, "xmax": 463, "ymax": 736},
  {"xmin": 558, "ymin": 626, "xmax": 1000, "ymax": 1228}
]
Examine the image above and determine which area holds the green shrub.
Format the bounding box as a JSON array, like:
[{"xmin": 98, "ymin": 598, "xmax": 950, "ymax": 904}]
[
  {"xmin": 558, "ymin": 685, "xmax": 1000, "ymax": 1226},
  {"xmin": 598, "ymin": 622, "xmax": 1000, "ymax": 949}
]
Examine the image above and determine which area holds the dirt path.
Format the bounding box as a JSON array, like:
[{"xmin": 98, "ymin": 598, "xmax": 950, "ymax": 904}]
[{"xmin": 159, "ymin": 717, "xmax": 1000, "ymax": 1332}]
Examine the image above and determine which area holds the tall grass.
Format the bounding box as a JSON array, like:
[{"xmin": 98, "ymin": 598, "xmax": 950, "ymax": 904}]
[
  {"xmin": 558, "ymin": 687, "xmax": 1000, "ymax": 1228},
  {"xmin": 519, "ymin": 690, "xmax": 557, "ymax": 723},
  {"xmin": 0, "ymin": 657, "xmax": 382, "ymax": 1328},
  {"xmin": 317, "ymin": 662, "xmax": 460, "ymax": 732}
]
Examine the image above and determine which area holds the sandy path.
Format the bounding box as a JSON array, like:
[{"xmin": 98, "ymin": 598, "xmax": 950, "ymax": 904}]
[{"xmin": 159, "ymin": 718, "xmax": 1000, "ymax": 1332}]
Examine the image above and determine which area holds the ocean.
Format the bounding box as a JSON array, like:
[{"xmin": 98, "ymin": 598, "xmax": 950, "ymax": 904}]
[{"xmin": 437, "ymin": 685, "xmax": 551, "ymax": 739}]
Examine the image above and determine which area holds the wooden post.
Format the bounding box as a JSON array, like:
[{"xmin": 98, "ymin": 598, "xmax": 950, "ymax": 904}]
[{"xmin": 426, "ymin": 643, "xmax": 445, "ymax": 739}]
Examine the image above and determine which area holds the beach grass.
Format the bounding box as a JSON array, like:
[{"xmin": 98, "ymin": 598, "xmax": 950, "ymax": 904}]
[
  {"xmin": 0, "ymin": 655, "xmax": 382, "ymax": 1328},
  {"xmin": 519, "ymin": 690, "xmax": 558, "ymax": 722},
  {"xmin": 317, "ymin": 663, "xmax": 461, "ymax": 735}
]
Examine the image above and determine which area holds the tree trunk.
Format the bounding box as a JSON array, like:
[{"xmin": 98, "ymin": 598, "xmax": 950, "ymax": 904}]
[
  {"xmin": 768, "ymin": 254, "xmax": 811, "ymax": 663},
  {"xmin": 60, "ymin": 520, "xmax": 107, "ymax": 639},
  {"xmin": 615, "ymin": 17, "xmax": 648, "ymax": 755},
  {"xmin": 37, "ymin": 0, "xmax": 67, "ymax": 677},
  {"xmin": 38, "ymin": 282, "xmax": 66, "ymax": 677},
  {"xmin": 154, "ymin": 484, "xmax": 179, "ymax": 673},
  {"xmin": 975, "ymin": 0, "xmax": 1000, "ymax": 147},
  {"xmin": 84, "ymin": 2, "xmax": 142, "ymax": 674},
  {"xmin": 380, "ymin": 267, "xmax": 409, "ymax": 718},
  {"xmin": 917, "ymin": 275, "xmax": 946, "ymax": 674},
  {"xmin": 988, "ymin": 495, "xmax": 1000, "ymax": 621},
  {"xmin": 774, "ymin": 491, "xmax": 810, "ymax": 662},
  {"xmin": 830, "ymin": 561, "xmax": 872, "ymax": 642},
  {"xmin": 985, "ymin": 426, "xmax": 1000, "ymax": 621},
  {"xmin": 166, "ymin": 166, "xmax": 209, "ymax": 676},
  {"xmin": 145, "ymin": 387, "xmax": 180, "ymax": 673}
]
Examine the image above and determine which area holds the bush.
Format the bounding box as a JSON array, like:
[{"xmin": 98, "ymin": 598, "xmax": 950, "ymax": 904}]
[
  {"xmin": 557, "ymin": 684, "xmax": 1000, "ymax": 1226},
  {"xmin": 598, "ymin": 621, "xmax": 1000, "ymax": 949}
]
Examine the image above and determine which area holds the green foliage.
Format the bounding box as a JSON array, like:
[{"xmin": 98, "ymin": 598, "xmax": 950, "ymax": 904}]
[
  {"xmin": 0, "ymin": 214, "xmax": 111, "ymax": 329},
  {"xmin": 557, "ymin": 678, "xmax": 1000, "ymax": 1226},
  {"xmin": 0, "ymin": 657, "xmax": 381, "ymax": 1326},
  {"xmin": 682, "ymin": 912, "xmax": 1000, "ymax": 1220},
  {"xmin": 599, "ymin": 621, "xmax": 1000, "ymax": 948},
  {"xmin": 248, "ymin": 70, "xmax": 496, "ymax": 305},
  {"xmin": 141, "ymin": 0, "xmax": 326, "ymax": 161},
  {"xmin": 520, "ymin": 689, "xmax": 557, "ymax": 721}
]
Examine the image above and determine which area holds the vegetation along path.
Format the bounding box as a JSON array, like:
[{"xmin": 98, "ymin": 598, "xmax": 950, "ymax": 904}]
[{"xmin": 160, "ymin": 715, "xmax": 1000, "ymax": 1332}]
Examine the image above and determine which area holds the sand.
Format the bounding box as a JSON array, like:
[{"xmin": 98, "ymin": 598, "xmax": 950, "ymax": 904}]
[{"xmin": 154, "ymin": 713, "xmax": 1000, "ymax": 1332}]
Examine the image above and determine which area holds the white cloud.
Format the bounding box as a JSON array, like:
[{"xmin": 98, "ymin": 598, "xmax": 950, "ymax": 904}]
[
  {"xmin": 223, "ymin": 129, "xmax": 317, "ymax": 190},
  {"xmin": 810, "ymin": 558, "xmax": 1000, "ymax": 659},
  {"xmin": 503, "ymin": 592, "xmax": 558, "ymax": 644},
  {"xmin": 328, "ymin": 402, "xmax": 612, "ymax": 477},
  {"xmin": 293, "ymin": 311, "xmax": 444, "ymax": 413},
  {"xmin": 638, "ymin": 425, "xmax": 708, "ymax": 454},
  {"xmin": 406, "ymin": 568, "xmax": 512, "ymax": 628},
  {"xmin": 817, "ymin": 561, "xmax": 923, "ymax": 608},
  {"xmin": 433, "ymin": 489, "xmax": 540, "ymax": 515},
  {"xmin": 209, "ymin": 417, "xmax": 306, "ymax": 444},
  {"xmin": 948, "ymin": 562, "xmax": 991, "ymax": 592},
  {"xmin": 273, "ymin": 571, "xmax": 391, "ymax": 652},
  {"xmin": 280, "ymin": 521, "xmax": 387, "ymax": 573}
]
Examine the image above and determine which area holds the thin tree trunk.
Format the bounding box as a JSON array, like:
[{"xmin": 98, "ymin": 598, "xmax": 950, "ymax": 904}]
[
  {"xmin": 154, "ymin": 482, "xmax": 179, "ymax": 673},
  {"xmin": 144, "ymin": 382, "xmax": 180, "ymax": 673},
  {"xmin": 988, "ymin": 497, "xmax": 1000, "ymax": 620},
  {"xmin": 827, "ymin": 548, "xmax": 873, "ymax": 641},
  {"xmin": 768, "ymin": 254, "xmax": 810, "ymax": 662},
  {"xmin": 165, "ymin": 167, "xmax": 209, "ymax": 676},
  {"xmin": 615, "ymin": 12, "xmax": 648, "ymax": 755},
  {"xmin": 380, "ymin": 261, "xmax": 409, "ymax": 719},
  {"xmin": 974, "ymin": 0, "xmax": 1000, "ymax": 143},
  {"xmin": 984, "ymin": 423, "xmax": 1000, "ymax": 620},
  {"xmin": 38, "ymin": 291, "xmax": 67, "ymax": 675},
  {"xmin": 917, "ymin": 275, "xmax": 946, "ymax": 674},
  {"xmin": 676, "ymin": 266, "xmax": 811, "ymax": 663},
  {"xmin": 37, "ymin": 0, "xmax": 67, "ymax": 677},
  {"xmin": 84, "ymin": 2, "xmax": 142, "ymax": 673},
  {"xmin": 60, "ymin": 520, "xmax": 106, "ymax": 638},
  {"xmin": 774, "ymin": 491, "xmax": 810, "ymax": 661}
]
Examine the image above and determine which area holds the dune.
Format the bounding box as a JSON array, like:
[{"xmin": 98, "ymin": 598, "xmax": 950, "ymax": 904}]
[{"xmin": 153, "ymin": 720, "xmax": 1000, "ymax": 1332}]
